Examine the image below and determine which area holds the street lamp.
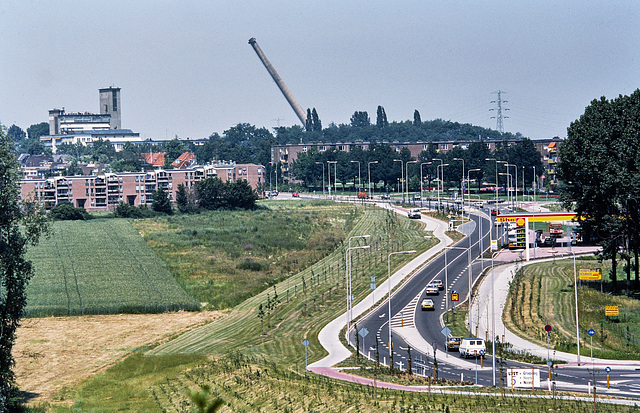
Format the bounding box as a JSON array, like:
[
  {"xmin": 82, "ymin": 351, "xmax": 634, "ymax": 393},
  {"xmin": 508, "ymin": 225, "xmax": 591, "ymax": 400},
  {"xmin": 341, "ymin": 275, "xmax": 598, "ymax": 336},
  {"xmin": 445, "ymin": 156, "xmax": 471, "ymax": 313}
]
[
  {"xmin": 388, "ymin": 250, "xmax": 416, "ymax": 371},
  {"xmin": 327, "ymin": 161, "xmax": 337, "ymax": 199},
  {"xmin": 507, "ymin": 164, "xmax": 517, "ymax": 210},
  {"xmin": 393, "ymin": 159, "xmax": 404, "ymax": 203},
  {"xmin": 406, "ymin": 160, "xmax": 417, "ymax": 202},
  {"xmin": 420, "ymin": 162, "xmax": 432, "ymax": 207},
  {"xmin": 315, "ymin": 161, "xmax": 325, "ymax": 198},
  {"xmin": 465, "ymin": 169, "xmax": 481, "ymax": 302},
  {"xmin": 432, "ymin": 158, "xmax": 443, "ymax": 211},
  {"xmin": 569, "ymin": 251, "xmax": 581, "ymax": 366},
  {"xmin": 350, "ymin": 160, "xmax": 361, "ymax": 193},
  {"xmin": 490, "ymin": 250, "xmax": 501, "ymax": 386},
  {"xmin": 453, "ymin": 158, "xmax": 465, "ymax": 219},
  {"xmin": 368, "ymin": 160, "xmax": 378, "ymax": 198},
  {"xmin": 438, "ymin": 163, "xmax": 449, "ymax": 212},
  {"xmin": 346, "ymin": 235, "xmax": 370, "ymax": 332}
]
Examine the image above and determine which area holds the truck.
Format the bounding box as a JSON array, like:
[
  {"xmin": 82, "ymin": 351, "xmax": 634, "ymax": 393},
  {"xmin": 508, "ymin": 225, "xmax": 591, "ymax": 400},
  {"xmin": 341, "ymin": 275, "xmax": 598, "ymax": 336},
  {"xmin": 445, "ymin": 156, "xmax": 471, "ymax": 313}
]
[{"xmin": 549, "ymin": 223, "xmax": 563, "ymax": 238}]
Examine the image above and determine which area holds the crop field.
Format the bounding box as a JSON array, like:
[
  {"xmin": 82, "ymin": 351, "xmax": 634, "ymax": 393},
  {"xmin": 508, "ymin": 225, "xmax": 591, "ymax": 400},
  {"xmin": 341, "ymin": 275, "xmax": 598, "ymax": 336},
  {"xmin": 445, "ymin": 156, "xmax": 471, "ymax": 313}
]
[
  {"xmin": 25, "ymin": 219, "xmax": 198, "ymax": 316},
  {"xmin": 504, "ymin": 258, "xmax": 640, "ymax": 359}
]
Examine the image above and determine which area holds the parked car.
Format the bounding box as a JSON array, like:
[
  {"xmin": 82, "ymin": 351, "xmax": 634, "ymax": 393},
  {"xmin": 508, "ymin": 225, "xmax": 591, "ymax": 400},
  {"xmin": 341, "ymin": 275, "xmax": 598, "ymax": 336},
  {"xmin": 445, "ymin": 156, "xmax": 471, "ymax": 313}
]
[
  {"xmin": 357, "ymin": 192, "xmax": 369, "ymax": 199},
  {"xmin": 413, "ymin": 194, "xmax": 421, "ymax": 201},
  {"xmin": 292, "ymin": 192, "xmax": 299, "ymax": 197},
  {"xmin": 380, "ymin": 194, "xmax": 390, "ymax": 200},
  {"xmin": 425, "ymin": 283, "xmax": 439, "ymax": 295},
  {"xmin": 459, "ymin": 338, "xmax": 486, "ymax": 358},
  {"xmin": 421, "ymin": 298, "xmax": 435, "ymax": 311}
]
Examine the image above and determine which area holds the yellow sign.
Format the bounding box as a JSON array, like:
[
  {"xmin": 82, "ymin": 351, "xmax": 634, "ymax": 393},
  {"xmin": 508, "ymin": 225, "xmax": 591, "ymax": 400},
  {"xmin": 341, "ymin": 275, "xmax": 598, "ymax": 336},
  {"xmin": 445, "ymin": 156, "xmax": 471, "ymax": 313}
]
[
  {"xmin": 579, "ymin": 269, "xmax": 602, "ymax": 280},
  {"xmin": 516, "ymin": 217, "xmax": 526, "ymax": 227},
  {"xmin": 451, "ymin": 293, "xmax": 459, "ymax": 302},
  {"xmin": 605, "ymin": 306, "xmax": 619, "ymax": 316}
]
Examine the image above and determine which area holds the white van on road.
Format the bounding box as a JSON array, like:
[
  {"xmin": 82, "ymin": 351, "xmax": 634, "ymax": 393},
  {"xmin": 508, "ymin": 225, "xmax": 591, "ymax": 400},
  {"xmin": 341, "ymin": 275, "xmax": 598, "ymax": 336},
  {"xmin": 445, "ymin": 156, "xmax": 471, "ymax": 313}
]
[{"xmin": 459, "ymin": 338, "xmax": 486, "ymax": 358}]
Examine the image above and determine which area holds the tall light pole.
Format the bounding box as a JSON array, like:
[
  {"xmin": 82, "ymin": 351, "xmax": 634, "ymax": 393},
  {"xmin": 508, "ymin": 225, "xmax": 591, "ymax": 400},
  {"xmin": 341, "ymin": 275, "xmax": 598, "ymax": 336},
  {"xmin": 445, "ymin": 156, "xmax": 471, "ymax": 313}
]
[
  {"xmin": 368, "ymin": 160, "xmax": 378, "ymax": 198},
  {"xmin": 570, "ymin": 251, "xmax": 581, "ymax": 366},
  {"xmin": 490, "ymin": 250, "xmax": 500, "ymax": 386},
  {"xmin": 453, "ymin": 158, "xmax": 465, "ymax": 219},
  {"xmin": 406, "ymin": 160, "xmax": 417, "ymax": 202},
  {"xmin": 350, "ymin": 160, "xmax": 361, "ymax": 193},
  {"xmin": 388, "ymin": 250, "xmax": 416, "ymax": 371},
  {"xmin": 438, "ymin": 163, "xmax": 449, "ymax": 212},
  {"xmin": 421, "ymin": 162, "xmax": 432, "ymax": 207},
  {"xmin": 432, "ymin": 158, "xmax": 443, "ymax": 211},
  {"xmin": 346, "ymin": 235, "xmax": 370, "ymax": 332},
  {"xmin": 507, "ymin": 164, "xmax": 516, "ymax": 210},
  {"xmin": 327, "ymin": 161, "xmax": 337, "ymax": 199},
  {"xmin": 466, "ymin": 169, "xmax": 481, "ymax": 301},
  {"xmin": 393, "ymin": 159, "xmax": 404, "ymax": 203},
  {"xmin": 315, "ymin": 161, "xmax": 325, "ymax": 198}
]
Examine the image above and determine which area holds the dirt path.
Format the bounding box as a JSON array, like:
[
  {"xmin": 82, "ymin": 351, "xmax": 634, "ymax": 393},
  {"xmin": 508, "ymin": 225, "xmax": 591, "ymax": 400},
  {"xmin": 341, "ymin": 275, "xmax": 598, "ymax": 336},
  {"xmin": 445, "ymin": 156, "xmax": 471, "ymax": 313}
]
[{"xmin": 13, "ymin": 311, "xmax": 223, "ymax": 403}]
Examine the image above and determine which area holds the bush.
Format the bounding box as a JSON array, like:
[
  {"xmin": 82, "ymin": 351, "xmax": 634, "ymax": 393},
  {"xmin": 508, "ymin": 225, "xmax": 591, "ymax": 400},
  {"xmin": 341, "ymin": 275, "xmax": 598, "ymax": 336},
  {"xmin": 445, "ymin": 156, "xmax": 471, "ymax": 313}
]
[
  {"xmin": 236, "ymin": 259, "xmax": 267, "ymax": 271},
  {"xmin": 50, "ymin": 202, "xmax": 92, "ymax": 220},
  {"xmin": 113, "ymin": 202, "xmax": 157, "ymax": 219}
]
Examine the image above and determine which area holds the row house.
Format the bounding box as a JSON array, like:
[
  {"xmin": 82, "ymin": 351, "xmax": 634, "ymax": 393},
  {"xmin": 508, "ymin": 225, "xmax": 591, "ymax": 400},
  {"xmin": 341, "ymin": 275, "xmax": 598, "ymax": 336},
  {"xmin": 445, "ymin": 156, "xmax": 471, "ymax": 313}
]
[{"xmin": 19, "ymin": 162, "xmax": 265, "ymax": 212}]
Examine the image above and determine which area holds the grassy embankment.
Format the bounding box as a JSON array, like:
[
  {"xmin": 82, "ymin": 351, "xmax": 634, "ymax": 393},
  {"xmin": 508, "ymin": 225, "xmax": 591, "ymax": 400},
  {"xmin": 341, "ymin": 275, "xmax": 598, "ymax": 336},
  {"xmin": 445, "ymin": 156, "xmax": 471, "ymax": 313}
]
[{"xmin": 504, "ymin": 257, "xmax": 640, "ymax": 359}]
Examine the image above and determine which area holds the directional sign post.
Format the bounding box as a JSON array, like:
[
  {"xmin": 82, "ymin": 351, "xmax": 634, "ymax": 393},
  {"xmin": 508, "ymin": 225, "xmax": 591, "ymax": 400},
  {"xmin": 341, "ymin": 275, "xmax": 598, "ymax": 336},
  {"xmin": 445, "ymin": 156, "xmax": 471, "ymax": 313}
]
[
  {"xmin": 588, "ymin": 328, "xmax": 595, "ymax": 362},
  {"xmin": 441, "ymin": 326, "xmax": 451, "ymax": 355},
  {"xmin": 544, "ymin": 325, "xmax": 552, "ymax": 365},
  {"xmin": 359, "ymin": 327, "xmax": 369, "ymax": 356},
  {"xmin": 605, "ymin": 366, "xmax": 611, "ymax": 388},
  {"xmin": 302, "ymin": 338, "xmax": 310, "ymax": 371}
]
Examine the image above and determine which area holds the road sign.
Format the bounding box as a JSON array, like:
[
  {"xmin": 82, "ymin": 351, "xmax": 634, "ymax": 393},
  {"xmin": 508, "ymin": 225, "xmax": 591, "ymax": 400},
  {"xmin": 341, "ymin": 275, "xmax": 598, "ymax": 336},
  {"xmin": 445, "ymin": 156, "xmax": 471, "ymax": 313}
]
[
  {"xmin": 491, "ymin": 239, "xmax": 498, "ymax": 251},
  {"xmin": 544, "ymin": 324, "xmax": 552, "ymax": 332},
  {"xmin": 370, "ymin": 282, "xmax": 376, "ymax": 290},
  {"xmin": 441, "ymin": 326, "xmax": 452, "ymax": 338},
  {"xmin": 588, "ymin": 328, "xmax": 595, "ymax": 336},
  {"xmin": 451, "ymin": 292, "xmax": 459, "ymax": 301},
  {"xmin": 605, "ymin": 366, "xmax": 611, "ymax": 373},
  {"xmin": 359, "ymin": 327, "xmax": 369, "ymax": 338},
  {"xmin": 547, "ymin": 360, "xmax": 553, "ymax": 367},
  {"xmin": 579, "ymin": 269, "xmax": 602, "ymax": 280},
  {"xmin": 479, "ymin": 349, "xmax": 485, "ymax": 356},
  {"xmin": 302, "ymin": 338, "xmax": 309, "ymax": 347},
  {"xmin": 507, "ymin": 368, "xmax": 540, "ymax": 388},
  {"xmin": 605, "ymin": 306, "xmax": 619, "ymax": 316}
]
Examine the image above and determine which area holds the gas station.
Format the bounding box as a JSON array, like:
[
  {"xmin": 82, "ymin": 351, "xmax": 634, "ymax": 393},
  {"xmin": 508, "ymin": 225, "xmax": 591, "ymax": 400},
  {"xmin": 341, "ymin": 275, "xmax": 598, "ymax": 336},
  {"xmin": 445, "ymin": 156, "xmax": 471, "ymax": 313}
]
[{"xmin": 495, "ymin": 212, "xmax": 579, "ymax": 261}]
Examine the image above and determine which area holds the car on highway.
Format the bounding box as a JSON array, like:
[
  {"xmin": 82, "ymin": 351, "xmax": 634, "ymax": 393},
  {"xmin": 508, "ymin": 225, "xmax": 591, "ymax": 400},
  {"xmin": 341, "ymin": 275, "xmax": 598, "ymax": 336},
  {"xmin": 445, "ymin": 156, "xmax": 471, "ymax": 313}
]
[
  {"xmin": 421, "ymin": 298, "xmax": 435, "ymax": 311},
  {"xmin": 292, "ymin": 192, "xmax": 299, "ymax": 197},
  {"xmin": 413, "ymin": 194, "xmax": 421, "ymax": 201},
  {"xmin": 459, "ymin": 338, "xmax": 486, "ymax": 358},
  {"xmin": 491, "ymin": 208, "xmax": 498, "ymax": 216},
  {"xmin": 446, "ymin": 336, "xmax": 462, "ymax": 351},
  {"xmin": 432, "ymin": 279, "xmax": 444, "ymax": 290},
  {"xmin": 408, "ymin": 208, "xmax": 421, "ymax": 219},
  {"xmin": 425, "ymin": 283, "xmax": 439, "ymax": 295},
  {"xmin": 380, "ymin": 194, "xmax": 390, "ymax": 200}
]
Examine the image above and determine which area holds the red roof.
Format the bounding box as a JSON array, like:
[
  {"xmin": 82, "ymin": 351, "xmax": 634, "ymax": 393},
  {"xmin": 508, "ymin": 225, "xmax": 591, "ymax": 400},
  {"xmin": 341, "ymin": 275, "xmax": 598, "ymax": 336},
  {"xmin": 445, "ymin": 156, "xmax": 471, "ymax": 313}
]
[
  {"xmin": 142, "ymin": 152, "xmax": 165, "ymax": 167},
  {"xmin": 171, "ymin": 152, "xmax": 195, "ymax": 169}
]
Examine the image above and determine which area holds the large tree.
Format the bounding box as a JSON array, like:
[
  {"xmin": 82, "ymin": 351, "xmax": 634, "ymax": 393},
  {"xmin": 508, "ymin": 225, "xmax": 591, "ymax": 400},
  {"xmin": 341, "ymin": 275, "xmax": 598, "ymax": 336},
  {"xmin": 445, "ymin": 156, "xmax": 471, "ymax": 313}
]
[
  {"xmin": 558, "ymin": 89, "xmax": 640, "ymax": 294},
  {"xmin": 0, "ymin": 126, "xmax": 49, "ymax": 409}
]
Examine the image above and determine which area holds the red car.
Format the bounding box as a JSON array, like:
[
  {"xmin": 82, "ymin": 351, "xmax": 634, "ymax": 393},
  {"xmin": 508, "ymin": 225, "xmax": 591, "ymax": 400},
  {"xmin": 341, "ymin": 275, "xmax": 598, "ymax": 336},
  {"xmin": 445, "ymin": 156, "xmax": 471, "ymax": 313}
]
[{"xmin": 292, "ymin": 192, "xmax": 300, "ymax": 197}]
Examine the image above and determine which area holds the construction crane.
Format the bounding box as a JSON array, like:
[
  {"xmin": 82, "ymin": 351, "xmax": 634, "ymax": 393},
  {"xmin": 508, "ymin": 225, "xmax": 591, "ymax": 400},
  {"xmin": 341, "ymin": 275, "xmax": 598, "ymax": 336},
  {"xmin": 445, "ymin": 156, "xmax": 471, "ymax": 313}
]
[{"xmin": 248, "ymin": 37, "xmax": 307, "ymax": 127}]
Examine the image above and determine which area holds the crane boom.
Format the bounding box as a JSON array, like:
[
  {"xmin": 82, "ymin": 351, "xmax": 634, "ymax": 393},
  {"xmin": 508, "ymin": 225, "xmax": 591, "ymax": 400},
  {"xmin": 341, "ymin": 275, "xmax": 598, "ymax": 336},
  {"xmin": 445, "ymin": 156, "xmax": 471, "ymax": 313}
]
[{"xmin": 248, "ymin": 37, "xmax": 307, "ymax": 127}]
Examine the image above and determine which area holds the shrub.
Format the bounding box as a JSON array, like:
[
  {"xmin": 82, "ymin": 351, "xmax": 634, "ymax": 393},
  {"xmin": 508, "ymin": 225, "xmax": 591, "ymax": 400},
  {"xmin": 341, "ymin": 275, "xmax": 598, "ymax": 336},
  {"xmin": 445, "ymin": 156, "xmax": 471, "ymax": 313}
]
[{"xmin": 50, "ymin": 202, "xmax": 92, "ymax": 220}]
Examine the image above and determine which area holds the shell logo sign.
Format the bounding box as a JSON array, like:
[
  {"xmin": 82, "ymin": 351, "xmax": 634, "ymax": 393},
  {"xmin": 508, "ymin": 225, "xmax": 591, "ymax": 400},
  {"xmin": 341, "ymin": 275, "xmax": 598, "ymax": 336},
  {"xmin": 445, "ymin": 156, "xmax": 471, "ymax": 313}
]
[{"xmin": 516, "ymin": 217, "xmax": 526, "ymax": 227}]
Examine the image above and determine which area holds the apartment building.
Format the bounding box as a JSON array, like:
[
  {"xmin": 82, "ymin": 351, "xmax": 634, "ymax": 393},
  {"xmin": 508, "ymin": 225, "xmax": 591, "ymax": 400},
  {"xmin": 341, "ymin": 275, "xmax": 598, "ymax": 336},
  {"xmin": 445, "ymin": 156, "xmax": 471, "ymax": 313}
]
[{"xmin": 19, "ymin": 162, "xmax": 265, "ymax": 212}]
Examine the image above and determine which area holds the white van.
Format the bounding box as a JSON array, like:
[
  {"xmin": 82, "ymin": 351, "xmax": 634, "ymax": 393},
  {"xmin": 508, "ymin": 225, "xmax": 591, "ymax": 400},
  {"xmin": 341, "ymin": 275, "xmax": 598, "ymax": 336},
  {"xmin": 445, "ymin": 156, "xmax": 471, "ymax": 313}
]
[{"xmin": 459, "ymin": 338, "xmax": 486, "ymax": 358}]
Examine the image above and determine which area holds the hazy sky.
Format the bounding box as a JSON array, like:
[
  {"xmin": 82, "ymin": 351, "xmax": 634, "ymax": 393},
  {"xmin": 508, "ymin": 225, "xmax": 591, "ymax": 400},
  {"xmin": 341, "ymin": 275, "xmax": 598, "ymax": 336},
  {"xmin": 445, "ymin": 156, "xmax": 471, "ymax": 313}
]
[{"xmin": 1, "ymin": 1, "xmax": 638, "ymax": 141}]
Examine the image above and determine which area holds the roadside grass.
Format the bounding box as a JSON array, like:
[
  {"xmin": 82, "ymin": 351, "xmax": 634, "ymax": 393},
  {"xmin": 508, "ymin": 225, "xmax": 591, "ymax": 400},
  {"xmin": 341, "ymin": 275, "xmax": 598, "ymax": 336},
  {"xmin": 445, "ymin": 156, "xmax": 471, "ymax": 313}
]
[
  {"xmin": 54, "ymin": 205, "xmax": 437, "ymax": 411},
  {"xmin": 132, "ymin": 201, "xmax": 358, "ymax": 310},
  {"xmin": 504, "ymin": 258, "xmax": 640, "ymax": 359},
  {"xmin": 25, "ymin": 219, "xmax": 198, "ymax": 316}
]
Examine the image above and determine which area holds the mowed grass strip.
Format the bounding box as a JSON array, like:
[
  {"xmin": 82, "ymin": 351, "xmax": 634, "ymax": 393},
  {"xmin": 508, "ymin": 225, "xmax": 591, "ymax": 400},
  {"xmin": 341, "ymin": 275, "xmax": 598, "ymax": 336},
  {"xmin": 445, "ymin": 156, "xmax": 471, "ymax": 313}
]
[
  {"xmin": 25, "ymin": 219, "xmax": 198, "ymax": 316},
  {"xmin": 504, "ymin": 258, "xmax": 640, "ymax": 359}
]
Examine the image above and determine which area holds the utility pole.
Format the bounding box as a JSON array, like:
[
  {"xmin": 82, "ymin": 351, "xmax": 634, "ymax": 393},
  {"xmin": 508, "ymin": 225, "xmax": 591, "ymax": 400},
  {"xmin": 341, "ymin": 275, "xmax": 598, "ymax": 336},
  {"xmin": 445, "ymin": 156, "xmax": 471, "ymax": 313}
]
[{"xmin": 490, "ymin": 90, "xmax": 509, "ymax": 134}]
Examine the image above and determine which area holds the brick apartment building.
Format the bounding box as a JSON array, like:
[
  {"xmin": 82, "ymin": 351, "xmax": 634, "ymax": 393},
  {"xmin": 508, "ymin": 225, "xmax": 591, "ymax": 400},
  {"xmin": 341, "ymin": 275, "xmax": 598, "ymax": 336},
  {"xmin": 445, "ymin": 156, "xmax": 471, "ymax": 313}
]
[{"xmin": 19, "ymin": 162, "xmax": 265, "ymax": 212}]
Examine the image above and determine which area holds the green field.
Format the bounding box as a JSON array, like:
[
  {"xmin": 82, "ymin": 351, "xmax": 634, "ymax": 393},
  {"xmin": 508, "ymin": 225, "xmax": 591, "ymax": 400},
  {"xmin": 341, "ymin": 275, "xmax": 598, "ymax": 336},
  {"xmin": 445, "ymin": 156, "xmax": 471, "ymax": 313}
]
[
  {"xmin": 25, "ymin": 219, "xmax": 198, "ymax": 316},
  {"xmin": 505, "ymin": 258, "xmax": 640, "ymax": 359}
]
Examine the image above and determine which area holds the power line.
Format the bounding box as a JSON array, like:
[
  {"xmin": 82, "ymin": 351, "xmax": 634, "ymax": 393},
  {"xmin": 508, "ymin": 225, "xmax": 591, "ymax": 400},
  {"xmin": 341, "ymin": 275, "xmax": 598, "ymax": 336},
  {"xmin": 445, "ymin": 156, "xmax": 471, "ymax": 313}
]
[{"xmin": 490, "ymin": 90, "xmax": 509, "ymax": 134}]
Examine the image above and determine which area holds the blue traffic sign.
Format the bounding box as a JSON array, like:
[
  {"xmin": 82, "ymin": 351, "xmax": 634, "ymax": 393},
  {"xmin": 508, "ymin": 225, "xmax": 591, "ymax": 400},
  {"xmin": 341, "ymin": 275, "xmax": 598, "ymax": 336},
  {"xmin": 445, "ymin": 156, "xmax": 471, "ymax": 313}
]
[
  {"xmin": 605, "ymin": 366, "xmax": 611, "ymax": 373},
  {"xmin": 302, "ymin": 338, "xmax": 310, "ymax": 347},
  {"xmin": 588, "ymin": 328, "xmax": 595, "ymax": 336},
  {"xmin": 479, "ymin": 349, "xmax": 485, "ymax": 356}
]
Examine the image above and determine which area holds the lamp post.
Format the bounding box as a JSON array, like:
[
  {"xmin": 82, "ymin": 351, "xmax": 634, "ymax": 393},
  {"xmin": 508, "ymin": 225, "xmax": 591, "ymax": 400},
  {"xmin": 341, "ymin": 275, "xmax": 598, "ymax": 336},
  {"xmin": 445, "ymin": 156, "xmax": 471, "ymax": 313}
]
[
  {"xmin": 327, "ymin": 161, "xmax": 337, "ymax": 199},
  {"xmin": 506, "ymin": 164, "xmax": 516, "ymax": 210},
  {"xmin": 351, "ymin": 160, "xmax": 361, "ymax": 193},
  {"xmin": 498, "ymin": 172, "xmax": 512, "ymax": 246},
  {"xmin": 438, "ymin": 163, "xmax": 449, "ymax": 212},
  {"xmin": 421, "ymin": 162, "xmax": 432, "ymax": 207},
  {"xmin": 406, "ymin": 160, "xmax": 417, "ymax": 202},
  {"xmin": 453, "ymin": 158, "xmax": 465, "ymax": 219},
  {"xmin": 346, "ymin": 237, "xmax": 370, "ymax": 332},
  {"xmin": 368, "ymin": 160, "xmax": 378, "ymax": 198},
  {"xmin": 490, "ymin": 250, "xmax": 501, "ymax": 386},
  {"xmin": 393, "ymin": 159, "xmax": 404, "ymax": 203},
  {"xmin": 432, "ymin": 159, "xmax": 443, "ymax": 211},
  {"xmin": 465, "ymin": 169, "xmax": 481, "ymax": 301},
  {"xmin": 315, "ymin": 161, "xmax": 325, "ymax": 198},
  {"xmin": 569, "ymin": 251, "xmax": 581, "ymax": 366},
  {"xmin": 388, "ymin": 250, "xmax": 416, "ymax": 371}
]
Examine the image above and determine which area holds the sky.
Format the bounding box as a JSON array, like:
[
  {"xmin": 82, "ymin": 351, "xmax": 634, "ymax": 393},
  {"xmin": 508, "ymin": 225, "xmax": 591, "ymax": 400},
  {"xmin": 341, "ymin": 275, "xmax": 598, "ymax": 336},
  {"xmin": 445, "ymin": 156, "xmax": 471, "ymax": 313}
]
[{"xmin": 1, "ymin": 1, "xmax": 638, "ymax": 141}]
